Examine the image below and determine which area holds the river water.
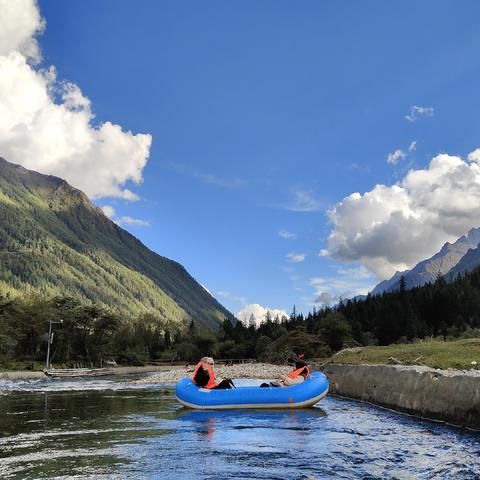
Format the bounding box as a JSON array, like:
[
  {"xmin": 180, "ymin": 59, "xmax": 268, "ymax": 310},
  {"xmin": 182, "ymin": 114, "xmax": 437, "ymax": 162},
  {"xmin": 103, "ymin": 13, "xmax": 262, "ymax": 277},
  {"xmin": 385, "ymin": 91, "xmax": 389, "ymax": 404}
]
[{"xmin": 0, "ymin": 376, "xmax": 479, "ymax": 479}]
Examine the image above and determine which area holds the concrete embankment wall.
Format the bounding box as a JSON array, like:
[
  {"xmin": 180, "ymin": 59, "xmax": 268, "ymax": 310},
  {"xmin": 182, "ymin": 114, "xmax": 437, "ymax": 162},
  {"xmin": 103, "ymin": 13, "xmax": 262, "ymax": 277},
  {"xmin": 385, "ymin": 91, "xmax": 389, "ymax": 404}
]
[{"xmin": 320, "ymin": 364, "xmax": 480, "ymax": 430}]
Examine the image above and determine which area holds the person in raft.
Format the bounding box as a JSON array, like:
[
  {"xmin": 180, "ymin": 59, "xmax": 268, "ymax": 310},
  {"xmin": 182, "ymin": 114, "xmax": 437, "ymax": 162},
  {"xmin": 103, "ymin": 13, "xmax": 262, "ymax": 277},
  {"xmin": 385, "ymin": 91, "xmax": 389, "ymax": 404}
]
[
  {"xmin": 192, "ymin": 357, "xmax": 235, "ymax": 389},
  {"xmin": 261, "ymin": 360, "xmax": 311, "ymax": 387}
]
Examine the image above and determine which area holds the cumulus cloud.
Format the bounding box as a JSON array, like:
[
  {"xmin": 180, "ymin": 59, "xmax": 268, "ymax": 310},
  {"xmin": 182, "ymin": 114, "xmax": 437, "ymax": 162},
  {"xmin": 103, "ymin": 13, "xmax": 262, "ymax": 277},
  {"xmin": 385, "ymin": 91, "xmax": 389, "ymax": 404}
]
[
  {"xmin": 387, "ymin": 149, "xmax": 407, "ymax": 165},
  {"xmin": 322, "ymin": 152, "xmax": 480, "ymax": 279},
  {"xmin": 101, "ymin": 205, "xmax": 115, "ymax": 218},
  {"xmin": 236, "ymin": 303, "xmax": 288, "ymax": 327},
  {"xmin": 468, "ymin": 149, "xmax": 480, "ymax": 162},
  {"xmin": 0, "ymin": 0, "xmax": 152, "ymax": 200},
  {"xmin": 0, "ymin": 0, "xmax": 45, "ymax": 63},
  {"xmin": 405, "ymin": 105, "xmax": 434, "ymax": 122},
  {"xmin": 286, "ymin": 252, "xmax": 306, "ymax": 263},
  {"xmin": 279, "ymin": 229, "xmax": 297, "ymax": 240}
]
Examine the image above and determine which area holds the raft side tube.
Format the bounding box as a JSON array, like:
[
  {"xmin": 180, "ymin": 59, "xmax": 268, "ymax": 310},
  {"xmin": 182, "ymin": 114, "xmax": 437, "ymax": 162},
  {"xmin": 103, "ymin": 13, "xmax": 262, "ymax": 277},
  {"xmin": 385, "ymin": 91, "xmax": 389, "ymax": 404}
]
[{"xmin": 175, "ymin": 371, "xmax": 329, "ymax": 409}]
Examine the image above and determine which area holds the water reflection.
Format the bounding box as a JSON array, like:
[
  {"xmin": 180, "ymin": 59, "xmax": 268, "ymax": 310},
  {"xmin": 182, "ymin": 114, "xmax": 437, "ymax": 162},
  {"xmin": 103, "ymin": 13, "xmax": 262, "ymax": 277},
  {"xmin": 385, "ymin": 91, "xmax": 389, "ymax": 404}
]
[{"xmin": 178, "ymin": 408, "xmax": 327, "ymax": 442}]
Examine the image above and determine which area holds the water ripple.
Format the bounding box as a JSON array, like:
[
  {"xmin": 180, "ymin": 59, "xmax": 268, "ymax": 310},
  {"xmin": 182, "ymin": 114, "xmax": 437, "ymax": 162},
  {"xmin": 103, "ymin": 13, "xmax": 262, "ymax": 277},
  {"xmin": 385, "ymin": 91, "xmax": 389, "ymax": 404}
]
[{"xmin": 0, "ymin": 378, "xmax": 478, "ymax": 479}]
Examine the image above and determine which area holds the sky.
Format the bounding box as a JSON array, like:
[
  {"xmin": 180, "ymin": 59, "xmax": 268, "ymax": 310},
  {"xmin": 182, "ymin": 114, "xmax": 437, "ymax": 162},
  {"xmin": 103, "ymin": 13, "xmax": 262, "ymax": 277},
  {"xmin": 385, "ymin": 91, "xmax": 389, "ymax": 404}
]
[{"xmin": 2, "ymin": 1, "xmax": 480, "ymax": 323}]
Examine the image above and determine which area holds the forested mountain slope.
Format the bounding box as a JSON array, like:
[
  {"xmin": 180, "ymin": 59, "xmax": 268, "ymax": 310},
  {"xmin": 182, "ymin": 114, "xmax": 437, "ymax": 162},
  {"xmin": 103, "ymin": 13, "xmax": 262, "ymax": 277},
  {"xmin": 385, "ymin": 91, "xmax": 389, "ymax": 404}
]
[{"xmin": 0, "ymin": 157, "xmax": 233, "ymax": 329}]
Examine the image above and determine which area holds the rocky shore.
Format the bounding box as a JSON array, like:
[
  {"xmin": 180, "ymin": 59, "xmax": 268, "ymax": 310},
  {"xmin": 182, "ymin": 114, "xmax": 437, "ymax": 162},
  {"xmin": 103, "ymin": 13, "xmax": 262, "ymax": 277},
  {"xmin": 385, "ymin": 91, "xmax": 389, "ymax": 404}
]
[
  {"xmin": 132, "ymin": 363, "xmax": 292, "ymax": 384},
  {"xmin": 0, "ymin": 365, "xmax": 180, "ymax": 381},
  {"xmin": 0, "ymin": 363, "xmax": 292, "ymax": 383}
]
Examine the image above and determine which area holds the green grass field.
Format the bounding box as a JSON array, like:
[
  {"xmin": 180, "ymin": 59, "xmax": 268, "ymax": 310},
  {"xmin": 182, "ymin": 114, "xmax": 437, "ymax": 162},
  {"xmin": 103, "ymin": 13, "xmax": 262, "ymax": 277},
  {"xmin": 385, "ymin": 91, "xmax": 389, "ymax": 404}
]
[{"xmin": 325, "ymin": 338, "xmax": 480, "ymax": 370}]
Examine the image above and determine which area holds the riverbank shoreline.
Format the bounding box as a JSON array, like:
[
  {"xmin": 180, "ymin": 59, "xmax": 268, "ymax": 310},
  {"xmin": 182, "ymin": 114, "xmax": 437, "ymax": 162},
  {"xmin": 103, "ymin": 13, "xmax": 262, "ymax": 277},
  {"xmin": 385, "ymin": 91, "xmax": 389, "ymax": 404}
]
[
  {"xmin": 0, "ymin": 365, "xmax": 183, "ymax": 381},
  {"xmin": 2, "ymin": 362, "xmax": 479, "ymax": 431}
]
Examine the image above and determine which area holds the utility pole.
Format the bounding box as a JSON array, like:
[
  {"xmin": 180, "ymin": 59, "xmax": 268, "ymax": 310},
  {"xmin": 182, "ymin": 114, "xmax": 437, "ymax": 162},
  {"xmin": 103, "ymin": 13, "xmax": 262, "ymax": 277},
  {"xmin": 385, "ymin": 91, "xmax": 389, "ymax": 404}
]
[{"xmin": 45, "ymin": 320, "xmax": 63, "ymax": 370}]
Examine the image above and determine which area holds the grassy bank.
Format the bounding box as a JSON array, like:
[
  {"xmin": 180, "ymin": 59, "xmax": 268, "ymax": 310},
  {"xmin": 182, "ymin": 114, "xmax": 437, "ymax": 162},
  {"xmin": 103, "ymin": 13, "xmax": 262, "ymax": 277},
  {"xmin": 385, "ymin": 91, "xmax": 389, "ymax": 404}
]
[{"xmin": 325, "ymin": 338, "xmax": 480, "ymax": 370}]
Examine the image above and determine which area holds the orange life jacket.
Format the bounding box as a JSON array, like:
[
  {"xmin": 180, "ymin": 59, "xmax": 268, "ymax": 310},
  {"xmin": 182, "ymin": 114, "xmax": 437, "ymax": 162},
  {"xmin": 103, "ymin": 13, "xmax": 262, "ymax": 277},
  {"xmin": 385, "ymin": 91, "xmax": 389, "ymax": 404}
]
[
  {"xmin": 192, "ymin": 361, "xmax": 217, "ymax": 389},
  {"xmin": 287, "ymin": 365, "xmax": 311, "ymax": 379}
]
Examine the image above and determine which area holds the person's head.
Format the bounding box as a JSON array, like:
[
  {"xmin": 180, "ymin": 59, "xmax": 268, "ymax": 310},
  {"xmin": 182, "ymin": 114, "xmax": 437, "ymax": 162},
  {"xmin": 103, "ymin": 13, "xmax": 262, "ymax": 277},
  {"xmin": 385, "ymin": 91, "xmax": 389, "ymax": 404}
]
[
  {"xmin": 294, "ymin": 360, "xmax": 306, "ymax": 370},
  {"xmin": 202, "ymin": 356, "xmax": 214, "ymax": 367}
]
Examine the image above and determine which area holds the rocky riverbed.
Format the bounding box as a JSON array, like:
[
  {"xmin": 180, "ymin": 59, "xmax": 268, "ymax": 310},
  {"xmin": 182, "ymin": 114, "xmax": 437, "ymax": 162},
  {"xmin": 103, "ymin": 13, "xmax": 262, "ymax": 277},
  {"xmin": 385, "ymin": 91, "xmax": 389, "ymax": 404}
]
[{"xmin": 132, "ymin": 362, "xmax": 292, "ymax": 384}]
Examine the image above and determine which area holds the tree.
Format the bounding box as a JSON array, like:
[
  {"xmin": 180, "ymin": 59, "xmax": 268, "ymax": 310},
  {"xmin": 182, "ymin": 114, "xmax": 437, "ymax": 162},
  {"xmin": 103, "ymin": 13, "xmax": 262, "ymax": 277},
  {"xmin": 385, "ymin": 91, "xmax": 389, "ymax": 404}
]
[{"xmin": 318, "ymin": 311, "xmax": 352, "ymax": 351}]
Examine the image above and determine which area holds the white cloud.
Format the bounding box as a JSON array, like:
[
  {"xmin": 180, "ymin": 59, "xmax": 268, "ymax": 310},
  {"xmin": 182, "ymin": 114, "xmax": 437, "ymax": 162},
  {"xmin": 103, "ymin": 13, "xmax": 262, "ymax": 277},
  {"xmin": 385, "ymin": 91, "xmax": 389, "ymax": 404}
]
[
  {"xmin": 286, "ymin": 252, "xmax": 306, "ymax": 263},
  {"xmin": 409, "ymin": 140, "xmax": 417, "ymax": 152},
  {"xmin": 467, "ymin": 149, "xmax": 480, "ymax": 162},
  {"xmin": 405, "ymin": 105, "xmax": 434, "ymax": 122},
  {"xmin": 100, "ymin": 205, "xmax": 149, "ymax": 227},
  {"xmin": 322, "ymin": 152, "xmax": 480, "ymax": 279},
  {"xmin": 279, "ymin": 229, "xmax": 297, "ymax": 240},
  {"xmin": 0, "ymin": 0, "xmax": 45, "ymax": 63},
  {"xmin": 311, "ymin": 265, "xmax": 375, "ymax": 305},
  {"xmin": 101, "ymin": 205, "xmax": 115, "ymax": 218},
  {"xmin": 116, "ymin": 216, "xmax": 150, "ymax": 227},
  {"xmin": 236, "ymin": 303, "xmax": 288, "ymax": 327},
  {"xmin": 0, "ymin": 0, "xmax": 152, "ymax": 200},
  {"xmin": 387, "ymin": 149, "xmax": 406, "ymax": 165},
  {"xmin": 280, "ymin": 190, "xmax": 321, "ymax": 212}
]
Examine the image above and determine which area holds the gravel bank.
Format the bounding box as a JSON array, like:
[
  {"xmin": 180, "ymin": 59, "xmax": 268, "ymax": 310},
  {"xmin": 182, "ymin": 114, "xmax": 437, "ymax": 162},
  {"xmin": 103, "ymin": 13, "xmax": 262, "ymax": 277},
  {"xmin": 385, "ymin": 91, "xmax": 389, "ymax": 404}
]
[
  {"xmin": 0, "ymin": 365, "xmax": 183, "ymax": 381},
  {"xmin": 0, "ymin": 371, "xmax": 45, "ymax": 380},
  {"xmin": 132, "ymin": 363, "xmax": 292, "ymax": 384}
]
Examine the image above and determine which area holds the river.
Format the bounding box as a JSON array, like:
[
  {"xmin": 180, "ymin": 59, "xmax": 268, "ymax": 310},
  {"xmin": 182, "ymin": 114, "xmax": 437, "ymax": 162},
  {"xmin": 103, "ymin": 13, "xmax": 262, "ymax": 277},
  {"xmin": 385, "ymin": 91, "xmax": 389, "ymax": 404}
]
[{"xmin": 0, "ymin": 376, "xmax": 479, "ymax": 479}]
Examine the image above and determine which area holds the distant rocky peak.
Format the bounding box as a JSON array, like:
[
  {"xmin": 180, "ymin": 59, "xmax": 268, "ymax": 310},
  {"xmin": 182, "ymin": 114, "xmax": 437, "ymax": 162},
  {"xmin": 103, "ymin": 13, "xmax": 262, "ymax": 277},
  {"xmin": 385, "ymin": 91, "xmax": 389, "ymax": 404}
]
[
  {"xmin": 370, "ymin": 226, "xmax": 480, "ymax": 296},
  {"xmin": 438, "ymin": 242, "xmax": 452, "ymax": 255},
  {"xmin": 465, "ymin": 227, "xmax": 480, "ymax": 246}
]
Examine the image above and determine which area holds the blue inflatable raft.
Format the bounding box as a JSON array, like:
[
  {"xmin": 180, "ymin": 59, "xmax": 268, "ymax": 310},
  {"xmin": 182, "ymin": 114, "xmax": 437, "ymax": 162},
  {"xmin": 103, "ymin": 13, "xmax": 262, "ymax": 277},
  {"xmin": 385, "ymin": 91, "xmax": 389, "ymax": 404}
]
[{"xmin": 175, "ymin": 371, "xmax": 329, "ymax": 409}]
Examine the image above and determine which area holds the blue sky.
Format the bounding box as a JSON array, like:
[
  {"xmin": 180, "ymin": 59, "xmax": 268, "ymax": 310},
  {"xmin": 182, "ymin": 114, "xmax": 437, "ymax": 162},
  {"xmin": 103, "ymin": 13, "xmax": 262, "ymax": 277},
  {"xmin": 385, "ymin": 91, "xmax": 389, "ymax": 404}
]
[{"xmin": 4, "ymin": 1, "xmax": 480, "ymax": 320}]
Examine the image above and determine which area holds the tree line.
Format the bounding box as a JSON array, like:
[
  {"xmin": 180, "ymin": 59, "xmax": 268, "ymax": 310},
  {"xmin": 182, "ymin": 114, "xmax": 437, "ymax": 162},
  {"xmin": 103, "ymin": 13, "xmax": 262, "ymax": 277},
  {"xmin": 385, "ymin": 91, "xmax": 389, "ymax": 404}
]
[{"xmin": 1, "ymin": 268, "xmax": 480, "ymax": 369}]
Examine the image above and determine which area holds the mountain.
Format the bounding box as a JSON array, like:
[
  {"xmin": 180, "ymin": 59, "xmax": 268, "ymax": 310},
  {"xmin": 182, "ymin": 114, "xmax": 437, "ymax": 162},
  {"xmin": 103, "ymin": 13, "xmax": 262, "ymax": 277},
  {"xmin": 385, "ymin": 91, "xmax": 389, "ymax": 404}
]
[
  {"xmin": 371, "ymin": 227, "xmax": 480, "ymax": 295},
  {"xmin": 370, "ymin": 270, "xmax": 408, "ymax": 296},
  {"xmin": 0, "ymin": 157, "xmax": 233, "ymax": 329},
  {"xmin": 446, "ymin": 242, "xmax": 480, "ymax": 279}
]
